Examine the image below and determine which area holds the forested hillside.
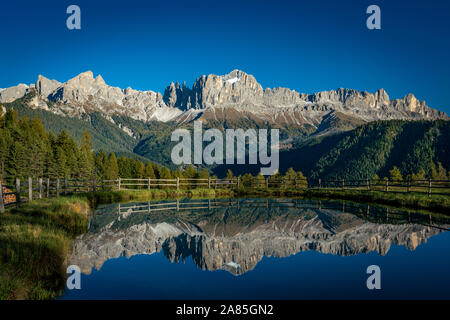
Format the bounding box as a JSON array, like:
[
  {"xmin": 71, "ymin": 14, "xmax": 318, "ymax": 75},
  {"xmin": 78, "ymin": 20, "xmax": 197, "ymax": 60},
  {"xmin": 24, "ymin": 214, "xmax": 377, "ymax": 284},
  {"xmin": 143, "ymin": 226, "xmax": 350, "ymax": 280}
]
[
  {"xmin": 0, "ymin": 109, "xmax": 211, "ymax": 184},
  {"xmin": 279, "ymin": 120, "xmax": 450, "ymax": 180},
  {"xmin": 2, "ymin": 97, "xmax": 449, "ymax": 182}
]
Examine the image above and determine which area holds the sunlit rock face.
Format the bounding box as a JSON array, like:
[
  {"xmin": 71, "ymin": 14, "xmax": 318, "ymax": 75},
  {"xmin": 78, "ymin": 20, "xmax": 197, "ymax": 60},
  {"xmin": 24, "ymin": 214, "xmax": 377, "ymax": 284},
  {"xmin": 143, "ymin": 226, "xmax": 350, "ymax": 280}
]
[
  {"xmin": 2, "ymin": 70, "xmax": 447, "ymax": 133},
  {"xmin": 69, "ymin": 201, "xmax": 446, "ymax": 275},
  {"xmin": 0, "ymin": 84, "xmax": 30, "ymax": 103}
]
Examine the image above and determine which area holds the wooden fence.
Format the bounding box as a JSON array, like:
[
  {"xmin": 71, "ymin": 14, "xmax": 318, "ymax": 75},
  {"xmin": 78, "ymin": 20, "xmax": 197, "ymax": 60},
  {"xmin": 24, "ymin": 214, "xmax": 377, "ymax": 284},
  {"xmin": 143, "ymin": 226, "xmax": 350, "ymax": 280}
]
[
  {"xmin": 309, "ymin": 178, "xmax": 450, "ymax": 195},
  {"xmin": 1, "ymin": 176, "xmax": 449, "ymax": 214},
  {"xmin": 110, "ymin": 199, "xmax": 449, "ymax": 231}
]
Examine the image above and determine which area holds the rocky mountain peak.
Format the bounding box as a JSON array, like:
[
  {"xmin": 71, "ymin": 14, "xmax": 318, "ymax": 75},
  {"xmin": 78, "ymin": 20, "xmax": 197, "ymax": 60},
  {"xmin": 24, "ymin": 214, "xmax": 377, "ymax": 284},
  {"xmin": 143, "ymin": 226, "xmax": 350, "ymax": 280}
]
[
  {"xmin": 0, "ymin": 83, "xmax": 30, "ymax": 103},
  {"xmin": 1, "ymin": 70, "xmax": 447, "ymax": 131},
  {"xmin": 36, "ymin": 75, "xmax": 61, "ymax": 97},
  {"xmin": 375, "ymin": 88, "xmax": 390, "ymax": 104},
  {"xmin": 95, "ymin": 74, "xmax": 106, "ymax": 86},
  {"xmin": 65, "ymin": 70, "xmax": 97, "ymax": 88}
]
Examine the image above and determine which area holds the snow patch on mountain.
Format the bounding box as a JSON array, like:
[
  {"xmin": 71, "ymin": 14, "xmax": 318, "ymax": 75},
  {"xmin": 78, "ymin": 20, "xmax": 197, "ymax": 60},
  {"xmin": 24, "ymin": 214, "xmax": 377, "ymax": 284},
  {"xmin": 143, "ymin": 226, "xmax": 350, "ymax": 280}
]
[{"xmin": 226, "ymin": 77, "xmax": 240, "ymax": 84}]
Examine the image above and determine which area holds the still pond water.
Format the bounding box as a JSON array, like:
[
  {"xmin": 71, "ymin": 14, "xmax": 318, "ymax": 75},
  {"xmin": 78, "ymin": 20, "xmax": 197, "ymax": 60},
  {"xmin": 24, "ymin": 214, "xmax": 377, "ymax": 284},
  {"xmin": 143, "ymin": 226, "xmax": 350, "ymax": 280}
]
[{"xmin": 60, "ymin": 198, "xmax": 450, "ymax": 299}]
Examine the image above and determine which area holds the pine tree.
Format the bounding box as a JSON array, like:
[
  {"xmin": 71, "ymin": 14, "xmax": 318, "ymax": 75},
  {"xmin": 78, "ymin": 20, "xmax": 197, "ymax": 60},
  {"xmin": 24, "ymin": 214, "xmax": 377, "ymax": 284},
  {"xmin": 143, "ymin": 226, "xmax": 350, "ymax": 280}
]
[
  {"xmin": 55, "ymin": 130, "xmax": 79, "ymax": 178},
  {"xmin": 284, "ymin": 167, "xmax": 297, "ymax": 188},
  {"xmin": 134, "ymin": 160, "xmax": 145, "ymax": 179},
  {"xmin": 429, "ymin": 161, "xmax": 437, "ymax": 179},
  {"xmin": 389, "ymin": 166, "xmax": 403, "ymax": 181},
  {"xmin": 411, "ymin": 169, "xmax": 426, "ymax": 181},
  {"xmin": 118, "ymin": 156, "xmax": 133, "ymax": 178},
  {"xmin": 159, "ymin": 166, "xmax": 173, "ymax": 179},
  {"xmin": 105, "ymin": 153, "xmax": 119, "ymax": 180},
  {"xmin": 45, "ymin": 131, "xmax": 58, "ymax": 178},
  {"xmin": 296, "ymin": 171, "xmax": 308, "ymax": 188},
  {"xmin": 436, "ymin": 162, "xmax": 448, "ymax": 180},
  {"xmin": 253, "ymin": 173, "xmax": 266, "ymax": 188},
  {"xmin": 29, "ymin": 116, "xmax": 48, "ymax": 178},
  {"xmin": 78, "ymin": 132, "xmax": 95, "ymax": 180},
  {"xmin": 152, "ymin": 163, "xmax": 161, "ymax": 179},
  {"xmin": 183, "ymin": 165, "xmax": 197, "ymax": 179},
  {"xmin": 144, "ymin": 162, "xmax": 156, "ymax": 179},
  {"xmin": 95, "ymin": 150, "xmax": 108, "ymax": 180},
  {"xmin": 197, "ymin": 168, "xmax": 210, "ymax": 186}
]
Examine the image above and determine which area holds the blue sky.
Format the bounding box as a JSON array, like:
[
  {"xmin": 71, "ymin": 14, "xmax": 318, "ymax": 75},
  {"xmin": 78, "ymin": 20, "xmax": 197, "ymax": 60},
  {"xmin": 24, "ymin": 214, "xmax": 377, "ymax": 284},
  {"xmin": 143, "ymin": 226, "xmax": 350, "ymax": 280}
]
[{"xmin": 1, "ymin": 0, "xmax": 449, "ymax": 113}]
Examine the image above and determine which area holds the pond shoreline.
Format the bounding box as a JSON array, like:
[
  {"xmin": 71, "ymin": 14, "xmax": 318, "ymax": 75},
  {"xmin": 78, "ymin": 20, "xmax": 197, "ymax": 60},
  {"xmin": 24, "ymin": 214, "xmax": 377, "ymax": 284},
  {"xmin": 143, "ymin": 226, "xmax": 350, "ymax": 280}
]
[
  {"xmin": 0, "ymin": 188, "xmax": 233, "ymax": 300},
  {"xmin": 1, "ymin": 187, "xmax": 448, "ymax": 300},
  {"xmin": 235, "ymin": 188, "xmax": 450, "ymax": 214}
]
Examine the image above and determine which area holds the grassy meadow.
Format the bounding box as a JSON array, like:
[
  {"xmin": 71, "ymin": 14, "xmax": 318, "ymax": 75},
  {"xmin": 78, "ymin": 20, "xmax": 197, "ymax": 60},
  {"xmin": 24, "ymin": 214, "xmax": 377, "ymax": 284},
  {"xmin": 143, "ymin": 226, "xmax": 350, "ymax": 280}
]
[{"xmin": 0, "ymin": 188, "xmax": 233, "ymax": 299}]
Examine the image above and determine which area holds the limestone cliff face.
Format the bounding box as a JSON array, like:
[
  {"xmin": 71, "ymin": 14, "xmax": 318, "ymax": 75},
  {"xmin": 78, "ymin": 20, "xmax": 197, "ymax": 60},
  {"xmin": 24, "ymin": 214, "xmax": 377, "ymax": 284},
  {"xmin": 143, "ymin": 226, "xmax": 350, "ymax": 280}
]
[
  {"xmin": 1, "ymin": 70, "xmax": 447, "ymax": 135},
  {"xmin": 0, "ymin": 83, "xmax": 30, "ymax": 103},
  {"xmin": 162, "ymin": 70, "xmax": 447, "ymax": 126},
  {"xmin": 38, "ymin": 71, "xmax": 180, "ymax": 123},
  {"xmin": 69, "ymin": 210, "xmax": 444, "ymax": 275}
]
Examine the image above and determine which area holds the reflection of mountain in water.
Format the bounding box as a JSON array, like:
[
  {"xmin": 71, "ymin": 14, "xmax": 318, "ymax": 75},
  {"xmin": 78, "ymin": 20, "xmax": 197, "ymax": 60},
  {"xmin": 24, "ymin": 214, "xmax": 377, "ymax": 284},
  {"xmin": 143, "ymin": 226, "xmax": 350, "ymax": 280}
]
[{"xmin": 70, "ymin": 199, "xmax": 448, "ymax": 275}]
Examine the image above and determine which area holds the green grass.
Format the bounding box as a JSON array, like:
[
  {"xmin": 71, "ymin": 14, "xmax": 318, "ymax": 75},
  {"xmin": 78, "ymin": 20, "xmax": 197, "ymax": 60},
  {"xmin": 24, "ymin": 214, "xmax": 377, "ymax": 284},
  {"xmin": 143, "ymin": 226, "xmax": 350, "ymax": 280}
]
[
  {"xmin": 0, "ymin": 196, "xmax": 90, "ymax": 300},
  {"xmin": 0, "ymin": 188, "xmax": 233, "ymax": 300}
]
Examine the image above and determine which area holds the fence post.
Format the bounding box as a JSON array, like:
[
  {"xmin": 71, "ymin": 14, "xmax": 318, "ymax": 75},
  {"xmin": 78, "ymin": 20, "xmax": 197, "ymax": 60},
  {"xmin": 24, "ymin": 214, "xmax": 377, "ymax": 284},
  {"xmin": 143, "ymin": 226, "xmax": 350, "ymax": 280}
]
[
  {"xmin": 208, "ymin": 177, "xmax": 211, "ymax": 189},
  {"xmin": 64, "ymin": 178, "xmax": 68, "ymax": 195},
  {"xmin": 56, "ymin": 179, "xmax": 60, "ymax": 197},
  {"xmin": 46, "ymin": 178, "xmax": 50, "ymax": 197},
  {"xmin": 0, "ymin": 180, "xmax": 5, "ymax": 214},
  {"xmin": 176, "ymin": 199, "xmax": 179, "ymax": 211},
  {"xmin": 39, "ymin": 178, "xmax": 43, "ymax": 199},
  {"xmin": 177, "ymin": 177, "xmax": 180, "ymax": 191},
  {"xmin": 366, "ymin": 178, "xmax": 370, "ymax": 191},
  {"xmin": 385, "ymin": 179, "xmax": 389, "ymax": 192},
  {"xmin": 266, "ymin": 177, "xmax": 269, "ymax": 189},
  {"xmin": 342, "ymin": 179, "xmax": 345, "ymax": 190},
  {"xmin": 118, "ymin": 177, "xmax": 121, "ymax": 191},
  {"xmin": 148, "ymin": 177, "xmax": 151, "ymax": 190},
  {"xmin": 428, "ymin": 179, "xmax": 432, "ymax": 196},
  {"xmin": 318, "ymin": 179, "xmax": 321, "ymax": 189},
  {"xmin": 28, "ymin": 177, "xmax": 33, "ymax": 202},
  {"xmin": 16, "ymin": 178, "xmax": 21, "ymax": 207}
]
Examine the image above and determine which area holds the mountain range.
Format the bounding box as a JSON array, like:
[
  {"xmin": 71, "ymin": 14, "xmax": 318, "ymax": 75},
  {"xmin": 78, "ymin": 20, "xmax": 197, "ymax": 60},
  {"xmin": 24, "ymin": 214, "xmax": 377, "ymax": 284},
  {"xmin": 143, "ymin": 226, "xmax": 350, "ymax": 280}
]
[
  {"xmin": 1, "ymin": 70, "xmax": 448, "ymax": 177},
  {"xmin": 1, "ymin": 70, "xmax": 447, "ymax": 132},
  {"xmin": 69, "ymin": 200, "xmax": 448, "ymax": 275}
]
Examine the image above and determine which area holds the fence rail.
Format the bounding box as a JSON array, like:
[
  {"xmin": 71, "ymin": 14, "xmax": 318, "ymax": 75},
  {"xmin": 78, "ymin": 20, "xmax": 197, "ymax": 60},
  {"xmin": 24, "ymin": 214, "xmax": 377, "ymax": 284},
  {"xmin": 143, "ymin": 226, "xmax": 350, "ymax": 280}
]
[
  {"xmin": 109, "ymin": 199, "xmax": 449, "ymax": 231},
  {"xmin": 1, "ymin": 176, "xmax": 449, "ymax": 213}
]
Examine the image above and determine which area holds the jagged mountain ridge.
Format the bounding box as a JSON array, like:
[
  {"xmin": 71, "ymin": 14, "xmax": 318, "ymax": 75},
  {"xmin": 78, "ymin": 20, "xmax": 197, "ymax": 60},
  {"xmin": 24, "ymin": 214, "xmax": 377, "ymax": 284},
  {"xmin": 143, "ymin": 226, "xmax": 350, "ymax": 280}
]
[
  {"xmin": 69, "ymin": 203, "xmax": 446, "ymax": 275},
  {"xmin": 1, "ymin": 70, "xmax": 447, "ymax": 139}
]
